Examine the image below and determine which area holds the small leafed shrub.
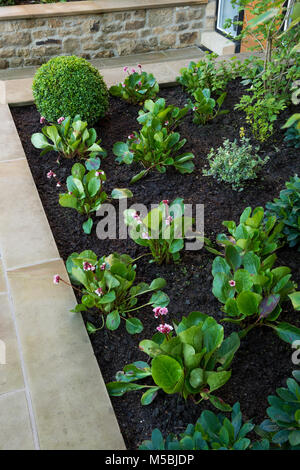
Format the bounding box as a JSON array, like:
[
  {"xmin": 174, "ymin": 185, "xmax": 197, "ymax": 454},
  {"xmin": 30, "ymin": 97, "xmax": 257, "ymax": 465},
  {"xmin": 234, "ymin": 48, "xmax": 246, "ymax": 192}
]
[
  {"xmin": 284, "ymin": 122, "xmax": 300, "ymax": 149},
  {"xmin": 56, "ymin": 162, "xmax": 132, "ymax": 234},
  {"xmin": 109, "ymin": 65, "xmax": 159, "ymax": 105},
  {"xmin": 187, "ymin": 88, "xmax": 228, "ymax": 125},
  {"xmin": 113, "ymin": 99, "xmax": 194, "ymax": 183},
  {"xmin": 31, "ymin": 115, "xmax": 106, "ymax": 162},
  {"xmin": 202, "ymin": 136, "xmax": 269, "ymax": 191},
  {"xmin": 107, "ymin": 311, "xmax": 240, "ymax": 410},
  {"xmin": 32, "ymin": 56, "xmax": 109, "ymax": 125},
  {"xmin": 139, "ymin": 403, "xmax": 269, "ymax": 450},
  {"xmin": 258, "ymin": 370, "xmax": 300, "ymax": 449},
  {"xmin": 63, "ymin": 251, "xmax": 169, "ymax": 334},
  {"xmin": 137, "ymin": 98, "xmax": 189, "ymax": 131},
  {"xmin": 266, "ymin": 175, "xmax": 300, "ymax": 251},
  {"xmin": 124, "ymin": 199, "xmax": 194, "ymax": 265}
]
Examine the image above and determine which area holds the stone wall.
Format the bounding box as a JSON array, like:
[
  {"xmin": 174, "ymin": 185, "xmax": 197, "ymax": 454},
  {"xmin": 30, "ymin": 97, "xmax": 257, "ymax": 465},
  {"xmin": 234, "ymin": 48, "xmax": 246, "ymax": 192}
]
[{"xmin": 0, "ymin": 2, "xmax": 214, "ymax": 69}]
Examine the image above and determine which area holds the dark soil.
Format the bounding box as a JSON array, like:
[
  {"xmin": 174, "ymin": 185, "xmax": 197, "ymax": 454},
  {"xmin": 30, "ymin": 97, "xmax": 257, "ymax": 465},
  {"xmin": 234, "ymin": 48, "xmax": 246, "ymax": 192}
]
[{"xmin": 11, "ymin": 81, "xmax": 300, "ymax": 449}]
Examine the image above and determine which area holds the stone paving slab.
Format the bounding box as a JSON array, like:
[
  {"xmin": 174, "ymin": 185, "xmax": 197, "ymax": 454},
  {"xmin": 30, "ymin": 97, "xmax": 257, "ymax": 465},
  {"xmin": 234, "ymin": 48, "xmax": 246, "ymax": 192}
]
[
  {"xmin": 0, "ymin": 260, "xmax": 6, "ymax": 293},
  {"xmin": 0, "ymin": 391, "xmax": 35, "ymax": 450},
  {"xmin": 0, "ymin": 105, "xmax": 26, "ymax": 160},
  {"xmin": 0, "ymin": 158, "xmax": 59, "ymax": 270},
  {"xmin": 0, "ymin": 294, "xmax": 24, "ymax": 396},
  {"xmin": 0, "ymin": 0, "xmax": 207, "ymax": 20},
  {"xmin": 7, "ymin": 259, "xmax": 124, "ymax": 450}
]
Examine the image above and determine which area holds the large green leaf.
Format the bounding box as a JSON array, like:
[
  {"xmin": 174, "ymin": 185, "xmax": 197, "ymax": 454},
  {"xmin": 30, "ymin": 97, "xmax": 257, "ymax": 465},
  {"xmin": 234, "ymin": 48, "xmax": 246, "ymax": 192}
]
[
  {"xmin": 151, "ymin": 355, "xmax": 184, "ymax": 393},
  {"xmin": 236, "ymin": 291, "xmax": 261, "ymax": 316},
  {"xmin": 274, "ymin": 322, "xmax": 300, "ymax": 345}
]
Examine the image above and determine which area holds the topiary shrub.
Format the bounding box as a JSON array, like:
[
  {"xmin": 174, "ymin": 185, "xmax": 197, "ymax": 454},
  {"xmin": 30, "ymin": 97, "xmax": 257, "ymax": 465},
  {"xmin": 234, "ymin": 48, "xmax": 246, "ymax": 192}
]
[{"xmin": 32, "ymin": 56, "xmax": 109, "ymax": 125}]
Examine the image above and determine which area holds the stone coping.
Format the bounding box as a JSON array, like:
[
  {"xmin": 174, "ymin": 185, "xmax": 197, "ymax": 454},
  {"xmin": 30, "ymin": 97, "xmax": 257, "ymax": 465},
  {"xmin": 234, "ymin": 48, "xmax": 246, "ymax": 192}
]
[{"xmin": 0, "ymin": 0, "xmax": 208, "ymax": 20}]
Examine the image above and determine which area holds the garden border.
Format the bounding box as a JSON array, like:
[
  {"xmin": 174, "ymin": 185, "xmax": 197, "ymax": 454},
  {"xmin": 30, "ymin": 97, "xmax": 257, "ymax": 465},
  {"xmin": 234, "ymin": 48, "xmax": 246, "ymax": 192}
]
[{"xmin": 0, "ymin": 50, "xmax": 255, "ymax": 449}]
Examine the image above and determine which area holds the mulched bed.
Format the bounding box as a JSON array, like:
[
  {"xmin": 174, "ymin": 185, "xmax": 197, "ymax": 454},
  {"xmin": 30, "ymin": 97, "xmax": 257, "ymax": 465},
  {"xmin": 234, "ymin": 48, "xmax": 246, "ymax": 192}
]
[{"xmin": 11, "ymin": 81, "xmax": 300, "ymax": 449}]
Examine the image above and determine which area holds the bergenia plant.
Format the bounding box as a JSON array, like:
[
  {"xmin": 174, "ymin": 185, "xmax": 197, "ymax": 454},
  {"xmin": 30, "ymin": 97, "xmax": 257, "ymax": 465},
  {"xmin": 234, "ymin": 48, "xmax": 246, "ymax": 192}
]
[
  {"xmin": 31, "ymin": 115, "xmax": 106, "ymax": 165},
  {"xmin": 113, "ymin": 112, "xmax": 195, "ymax": 183},
  {"xmin": 137, "ymin": 98, "xmax": 189, "ymax": 131},
  {"xmin": 107, "ymin": 311, "xmax": 240, "ymax": 411},
  {"xmin": 212, "ymin": 244, "xmax": 300, "ymax": 344},
  {"xmin": 109, "ymin": 65, "xmax": 159, "ymax": 105},
  {"xmin": 55, "ymin": 251, "xmax": 169, "ymax": 335},
  {"xmin": 124, "ymin": 199, "xmax": 194, "ymax": 264},
  {"xmin": 49, "ymin": 162, "xmax": 132, "ymax": 234},
  {"xmin": 187, "ymin": 88, "xmax": 228, "ymax": 125}
]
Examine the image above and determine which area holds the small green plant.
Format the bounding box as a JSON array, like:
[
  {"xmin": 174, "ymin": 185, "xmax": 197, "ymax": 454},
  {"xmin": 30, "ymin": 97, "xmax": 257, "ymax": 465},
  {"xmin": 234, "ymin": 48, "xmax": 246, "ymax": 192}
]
[
  {"xmin": 124, "ymin": 199, "xmax": 193, "ymax": 265},
  {"xmin": 212, "ymin": 206, "xmax": 283, "ymax": 258},
  {"xmin": 32, "ymin": 55, "xmax": 109, "ymax": 125},
  {"xmin": 50, "ymin": 162, "xmax": 132, "ymax": 234},
  {"xmin": 283, "ymin": 121, "xmax": 300, "ymax": 149},
  {"xmin": 109, "ymin": 65, "xmax": 159, "ymax": 105},
  {"xmin": 113, "ymin": 100, "xmax": 194, "ymax": 183},
  {"xmin": 266, "ymin": 175, "xmax": 300, "ymax": 251},
  {"xmin": 57, "ymin": 251, "xmax": 169, "ymax": 334},
  {"xmin": 31, "ymin": 115, "xmax": 106, "ymax": 163},
  {"xmin": 137, "ymin": 98, "xmax": 189, "ymax": 131},
  {"xmin": 139, "ymin": 403, "xmax": 269, "ymax": 450},
  {"xmin": 0, "ymin": 0, "xmax": 15, "ymax": 5},
  {"xmin": 257, "ymin": 370, "xmax": 300, "ymax": 449},
  {"xmin": 212, "ymin": 244, "xmax": 300, "ymax": 344},
  {"xmin": 235, "ymin": 91, "xmax": 287, "ymax": 142},
  {"xmin": 187, "ymin": 88, "xmax": 228, "ymax": 125},
  {"xmin": 203, "ymin": 136, "xmax": 269, "ymax": 191},
  {"xmin": 107, "ymin": 311, "xmax": 240, "ymax": 411}
]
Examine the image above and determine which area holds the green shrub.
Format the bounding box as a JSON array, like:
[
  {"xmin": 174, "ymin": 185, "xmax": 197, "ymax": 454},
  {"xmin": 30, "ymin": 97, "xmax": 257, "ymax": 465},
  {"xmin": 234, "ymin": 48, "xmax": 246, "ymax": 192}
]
[
  {"xmin": 203, "ymin": 136, "xmax": 269, "ymax": 191},
  {"xmin": 0, "ymin": 0, "xmax": 15, "ymax": 5},
  {"xmin": 266, "ymin": 175, "xmax": 300, "ymax": 250},
  {"xmin": 32, "ymin": 56, "xmax": 109, "ymax": 125}
]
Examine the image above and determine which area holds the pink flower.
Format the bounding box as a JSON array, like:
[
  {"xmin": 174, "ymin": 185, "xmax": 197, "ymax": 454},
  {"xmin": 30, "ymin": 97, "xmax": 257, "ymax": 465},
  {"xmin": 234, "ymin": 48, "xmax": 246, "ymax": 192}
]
[
  {"xmin": 40, "ymin": 116, "xmax": 46, "ymax": 124},
  {"xmin": 141, "ymin": 232, "xmax": 150, "ymax": 240},
  {"xmin": 128, "ymin": 134, "xmax": 134, "ymax": 140},
  {"xmin": 83, "ymin": 261, "xmax": 95, "ymax": 272},
  {"xmin": 162, "ymin": 200, "xmax": 169, "ymax": 205},
  {"xmin": 47, "ymin": 170, "xmax": 56, "ymax": 179},
  {"xmin": 100, "ymin": 262, "xmax": 106, "ymax": 271},
  {"xmin": 229, "ymin": 280, "xmax": 236, "ymax": 287},
  {"xmin": 122, "ymin": 83, "xmax": 126, "ymax": 88},
  {"xmin": 131, "ymin": 68, "xmax": 136, "ymax": 73},
  {"xmin": 123, "ymin": 66, "xmax": 128, "ymax": 72},
  {"xmin": 153, "ymin": 306, "xmax": 168, "ymax": 318},
  {"xmin": 95, "ymin": 170, "xmax": 104, "ymax": 177},
  {"xmin": 138, "ymin": 81, "xmax": 142, "ymax": 86},
  {"xmin": 138, "ymin": 64, "xmax": 142, "ymax": 69},
  {"xmin": 57, "ymin": 117, "xmax": 65, "ymax": 124},
  {"xmin": 95, "ymin": 287, "xmax": 103, "ymax": 297},
  {"xmin": 68, "ymin": 191, "xmax": 72, "ymax": 195},
  {"xmin": 192, "ymin": 107, "xmax": 197, "ymax": 112},
  {"xmin": 53, "ymin": 274, "xmax": 60, "ymax": 284},
  {"xmin": 165, "ymin": 216, "xmax": 173, "ymax": 226},
  {"xmin": 164, "ymin": 121, "xmax": 169, "ymax": 126},
  {"xmin": 56, "ymin": 181, "xmax": 61, "ymax": 188},
  {"xmin": 157, "ymin": 323, "xmax": 173, "ymax": 334}
]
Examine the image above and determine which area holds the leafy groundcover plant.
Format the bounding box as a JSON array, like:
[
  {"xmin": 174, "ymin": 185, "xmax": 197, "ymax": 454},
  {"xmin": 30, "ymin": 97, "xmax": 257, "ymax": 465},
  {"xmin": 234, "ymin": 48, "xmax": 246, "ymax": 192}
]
[
  {"xmin": 211, "ymin": 206, "xmax": 283, "ymax": 258},
  {"xmin": 257, "ymin": 370, "xmax": 300, "ymax": 449},
  {"xmin": 109, "ymin": 65, "xmax": 159, "ymax": 105},
  {"xmin": 124, "ymin": 198, "xmax": 194, "ymax": 265},
  {"xmin": 137, "ymin": 98, "xmax": 189, "ymax": 131},
  {"xmin": 266, "ymin": 175, "xmax": 300, "ymax": 251},
  {"xmin": 107, "ymin": 311, "xmax": 240, "ymax": 411},
  {"xmin": 203, "ymin": 135, "xmax": 269, "ymax": 191},
  {"xmin": 31, "ymin": 115, "xmax": 107, "ymax": 164},
  {"xmin": 212, "ymin": 244, "xmax": 300, "ymax": 343},
  {"xmin": 187, "ymin": 88, "xmax": 228, "ymax": 125},
  {"xmin": 139, "ymin": 402, "xmax": 269, "ymax": 450},
  {"xmin": 58, "ymin": 251, "xmax": 170, "ymax": 334},
  {"xmin": 113, "ymin": 99, "xmax": 194, "ymax": 183},
  {"xmin": 54, "ymin": 162, "xmax": 132, "ymax": 234}
]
